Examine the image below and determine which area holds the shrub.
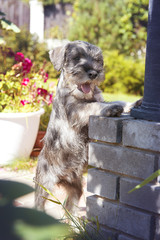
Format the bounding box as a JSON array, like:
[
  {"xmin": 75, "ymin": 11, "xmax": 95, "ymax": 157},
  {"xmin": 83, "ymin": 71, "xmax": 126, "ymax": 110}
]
[
  {"xmin": 39, "ymin": 104, "xmax": 53, "ymax": 131},
  {"xmin": 100, "ymin": 51, "xmax": 145, "ymax": 95},
  {"xmin": 0, "ymin": 11, "xmax": 20, "ymax": 44},
  {"xmin": 0, "ymin": 51, "xmax": 54, "ymax": 113},
  {"xmin": 1, "ymin": 28, "xmax": 59, "ymax": 80},
  {"xmin": 68, "ymin": 0, "xmax": 148, "ymax": 57}
]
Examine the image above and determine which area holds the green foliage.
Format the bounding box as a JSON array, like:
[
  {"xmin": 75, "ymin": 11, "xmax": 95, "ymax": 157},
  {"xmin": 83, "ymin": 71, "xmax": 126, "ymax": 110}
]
[
  {"xmin": 0, "ymin": 28, "xmax": 57, "ymax": 128},
  {"xmin": 129, "ymin": 169, "xmax": 160, "ymax": 193},
  {"xmin": 68, "ymin": 0, "xmax": 148, "ymax": 57},
  {"xmin": 1, "ymin": 28, "xmax": 44, "ymax": 65},
  {"xmin": 100, "ymin": 51, "xmax": 145, "ymax": 95},
  {"xmin": 1, "ymin": 28, "xmax": 59, "ymax": 80},
  {"xmin": 0, "ymin": 51, "xmax": 54, "ymax": 113},
  {"xmin": 0, "ymin": 180, "xmax": 69, "ymax": 240},
  {"xmin": 102, "ymin": 92, "xmax": 142, "ymax": 103},
  {"xmin": 45, "ymin": 25, "xmax": 64, "ymax": 39},
  {"xmin": 37, "ymin": 182, "xmax": 105, "ymax": 240},
  {"xmin": 39, "ymin": 80, "xmax": 57, "ymax": 131},
  {"xmin": 68, "ymin": 0, "xmax": 119, "ymax": 49},
  {"xmin": 39, "ymin": 104, "xmax": 52, "ymax": 131},
  {"xmin": 68, "ymin": 0, "xmax": 146, "ymax": 94},
  {"xmin": 21, "ymin": 0, "xmax": 74, "ymax": 5},
  {"xmin": 6, "ymin": 157, "xmax": 38, "ymax": 171},
  {"xmin": 0, "ymin": 180, "xmax": 34, "ymax": 201},
  {"xmin": 119, "ymin": 0, "xmax": 148, "ymax": 56},
  {"xmin": 0, "ymin": 11, "xmax": 20, "ymax": 44}
]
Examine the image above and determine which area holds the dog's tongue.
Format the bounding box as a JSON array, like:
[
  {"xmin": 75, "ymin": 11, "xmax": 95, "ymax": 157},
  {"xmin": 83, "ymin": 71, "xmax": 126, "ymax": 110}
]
[{"xmin": 81, "ymin": 83, "xmax": 91, "ymax": 94}]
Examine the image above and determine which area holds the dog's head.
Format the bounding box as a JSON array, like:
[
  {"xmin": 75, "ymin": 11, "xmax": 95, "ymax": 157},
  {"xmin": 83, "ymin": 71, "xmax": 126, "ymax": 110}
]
[{"xmin": 49, "ymin": 41, "xmax": 105, "ymax": 99}]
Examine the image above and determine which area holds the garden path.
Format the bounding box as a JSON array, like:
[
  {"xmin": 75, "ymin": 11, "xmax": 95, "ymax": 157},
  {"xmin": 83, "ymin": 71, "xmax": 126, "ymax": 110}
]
[{"xmin": 0, "ymin": 168, "xmax": 89, "ymax": 220}]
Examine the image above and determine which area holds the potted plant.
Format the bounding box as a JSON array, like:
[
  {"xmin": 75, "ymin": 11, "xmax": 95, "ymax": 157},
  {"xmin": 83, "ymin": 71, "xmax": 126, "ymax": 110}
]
[
  {"xmin": 0, "ymin": 51, "xmax": 54, "ymax": 165},
  {"xmin": 31, "ymin": 104, "xmax": 53, "ymax": 157}
]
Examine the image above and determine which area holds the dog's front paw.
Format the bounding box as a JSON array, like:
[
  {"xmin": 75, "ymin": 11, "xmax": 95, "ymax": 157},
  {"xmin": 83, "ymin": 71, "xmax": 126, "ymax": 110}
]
[
  {"xmin": 133, "ymin": 98, "xmax": 143, "ymax": 108},
  {"xmin": 102, "ymin": 104, "xmax": 123, "ymax": 117}
]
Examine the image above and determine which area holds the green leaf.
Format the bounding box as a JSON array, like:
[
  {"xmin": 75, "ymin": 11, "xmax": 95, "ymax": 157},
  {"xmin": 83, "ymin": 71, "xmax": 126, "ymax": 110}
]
[
  {"xmin": 0, "ymin": 180, "xmax": 34, "ymax": 201},
  {"xmin": 42, "ymin": 196, "xmax": 61, "ymax": 205},
  {"xmin": 14, "ymin": 220, "xmax": 69, "ymax": 240},
  {"xmin": 0, "ymin": 205, "xmax": 69, "ymax": 240},
  {"xmin": 36, "ymin": 181, "xmax": 60, "ymax": 202},
  {"xmin": 1, "ymin": 19, "xmax": 20, "ymax": 33},
  {"xmin": 0, "ymin": 36, "xmax": 5, "ymax": 44},
  {"xmin": 128, "ymin": 169, "xmax": 160, "ymax": 193},
  {"xmin": 2, "ymin": 83, "xmax": 9, "ymax": 91},
  {"xmin": 0, "ymin": 11, "xmax": 5, "ymax": 16},
  {"xmin": 96, "ymin": 216, "xmax": 100, "ymax": 231}
]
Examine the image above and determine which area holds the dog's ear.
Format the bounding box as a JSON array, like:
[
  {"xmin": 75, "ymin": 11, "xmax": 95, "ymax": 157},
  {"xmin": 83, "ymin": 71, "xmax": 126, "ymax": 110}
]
[{"xmin": 49, "ymin": 45, "xmax": 67, "ymax": 71}]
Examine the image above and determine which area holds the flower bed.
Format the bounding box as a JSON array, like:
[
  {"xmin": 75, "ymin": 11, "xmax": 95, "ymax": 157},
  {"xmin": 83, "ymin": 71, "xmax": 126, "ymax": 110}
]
[{"xmin": 0, "ymin": 51, "xmax": 54, "ymax": 113}]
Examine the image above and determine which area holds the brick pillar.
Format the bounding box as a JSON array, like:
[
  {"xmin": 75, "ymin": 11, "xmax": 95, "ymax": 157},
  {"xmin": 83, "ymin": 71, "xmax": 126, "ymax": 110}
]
[{"xmin": 87, "ymin": 115, "xmax": 160, "ymax": 240}]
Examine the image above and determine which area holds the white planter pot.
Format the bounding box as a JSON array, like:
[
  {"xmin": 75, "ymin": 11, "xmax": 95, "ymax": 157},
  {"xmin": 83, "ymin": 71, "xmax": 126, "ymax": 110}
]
[{"xmin": 0, "ymin": 108, "xmax": 44, "ymax": 166}]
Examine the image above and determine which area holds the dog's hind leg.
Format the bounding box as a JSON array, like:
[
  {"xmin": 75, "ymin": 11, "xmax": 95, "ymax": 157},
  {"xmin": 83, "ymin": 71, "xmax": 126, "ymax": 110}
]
[
  {"xmin": 62, "ymin": 179, "xmax": 83, "ymax": 216},
  {"xmin": 35, "ymin": 181, "xmax": 49, "ymax": 211},
  {"xmin": 35, "ymin": 157, "xmax": 57, "ymax": 211}
]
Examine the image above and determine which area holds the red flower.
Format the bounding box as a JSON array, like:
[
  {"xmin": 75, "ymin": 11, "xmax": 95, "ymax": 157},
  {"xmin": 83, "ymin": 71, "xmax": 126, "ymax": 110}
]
[
  {"xmin": 44, "ymin": 73, "xmax": 49, "ymax": 83},
  {"xmin": 20, "ymin": 100, "xmax": 29, "ymax": 106},
  {"xmin": 37, "ymin": 88, "xmax": 48, "ymax": 96},
  {"xmin": 48, "ymin": 93, "xmax": 53, "ymax": 104},
  {"xmin": 22, "ymin": 58, "xmax": 32, "ymax": 73},
  {"xmin": 15, "ymin": 52, "xmax": 24, "ymax": 62},
  {"xmin": 21, "ymin": 78, "xmax": 30, "ymax": 86}
]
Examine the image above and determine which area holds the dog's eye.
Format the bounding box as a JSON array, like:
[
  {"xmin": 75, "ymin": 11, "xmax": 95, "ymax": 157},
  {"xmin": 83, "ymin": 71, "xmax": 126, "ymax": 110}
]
[
  {"xmin": 96, "ymin": 59, "xmax": 103, "ymax": 65},
  {"xmin": 73, "ymin": 56, "xmax": 80, "ymax": 62}
]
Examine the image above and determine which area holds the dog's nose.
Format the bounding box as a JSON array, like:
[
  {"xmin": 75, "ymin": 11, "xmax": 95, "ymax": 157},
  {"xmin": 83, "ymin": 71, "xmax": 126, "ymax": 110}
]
[{"xmin": 88, "ymin": 70, "xmax": 98, "ymax": 79}]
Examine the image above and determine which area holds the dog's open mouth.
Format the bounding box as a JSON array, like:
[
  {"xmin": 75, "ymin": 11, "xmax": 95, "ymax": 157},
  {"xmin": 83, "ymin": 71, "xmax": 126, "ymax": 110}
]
[{"xmin": 78, "ymin": 83, "xmax": 91, "ymax": 94}]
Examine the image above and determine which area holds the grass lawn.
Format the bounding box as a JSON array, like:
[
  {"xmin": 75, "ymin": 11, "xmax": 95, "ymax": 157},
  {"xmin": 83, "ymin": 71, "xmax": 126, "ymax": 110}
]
[
  {"xmin": 102, "ymin": 92, "xmax": 142, "ymax": 103},
  {"xmin": 3, "ymin": 158, "xmax": 37, "ymax": 172}
]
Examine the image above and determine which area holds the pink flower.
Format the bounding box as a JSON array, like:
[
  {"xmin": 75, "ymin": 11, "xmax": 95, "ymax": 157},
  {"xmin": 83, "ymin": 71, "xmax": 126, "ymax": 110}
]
[
  {"xmin": 44, "ymin": 73, "xmax": 49, "ymax": 83},
  {"xmin": 20, "ymin": 100, "xmax": 29, "ymax": 106},
  {"xmin": 33, "ymin": 82, "xmax": 36, "ymax": 88},
  {"xmin": 21, "ymin": 78, "xmax": 30, "ymax": 86},
  {"xmin": 22, "ymin": 58, "xmax": 32, "ymax": 73},
  {"xmin": 48, "ymin": 93, "xmax": 53, "ymax": 104},
  {"xmin": 37, "ymin": 88, "xmax": 48, "ymax": 96},
  {"xmin": 15, "ymin": 52, "xmax": 24, "ymax": 62}
]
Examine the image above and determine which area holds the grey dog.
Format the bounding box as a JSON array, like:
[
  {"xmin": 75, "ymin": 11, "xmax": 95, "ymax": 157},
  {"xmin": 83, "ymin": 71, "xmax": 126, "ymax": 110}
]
[{"xmin": 35, "ymin": 40, "xmax": 133, "ymax": 214}]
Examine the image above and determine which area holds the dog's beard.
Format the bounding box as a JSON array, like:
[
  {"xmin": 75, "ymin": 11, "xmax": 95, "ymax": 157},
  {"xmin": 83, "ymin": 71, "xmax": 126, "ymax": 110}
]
[
  {"xmin": 58, "ymin": 70, "xmax": 104, "ymax": 100},
  {"xmin": 73, "ymin": 76, "xmax": 104, "ymax": 100},
  {"xmin": 72, "ymin": 79, "xmax": 104, "ymax": 100}
]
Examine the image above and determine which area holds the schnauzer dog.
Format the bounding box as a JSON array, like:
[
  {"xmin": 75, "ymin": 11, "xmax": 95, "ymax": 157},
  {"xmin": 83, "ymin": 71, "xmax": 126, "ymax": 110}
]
[{"xmin": 35, "ymin": 40, "xmax": 134, "ymax": 214}]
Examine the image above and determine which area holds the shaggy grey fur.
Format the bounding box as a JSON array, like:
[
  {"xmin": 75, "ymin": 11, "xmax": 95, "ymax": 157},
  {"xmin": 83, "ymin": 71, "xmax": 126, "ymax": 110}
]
[{"xmin": 35, "ymin": 41, "xmax": 125, "ymax": 214}]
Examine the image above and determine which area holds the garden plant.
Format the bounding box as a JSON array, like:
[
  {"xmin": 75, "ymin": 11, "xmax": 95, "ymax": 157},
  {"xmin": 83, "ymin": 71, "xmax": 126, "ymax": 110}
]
[
  {"xmin": 0, "ymin": 180, "xmax": 70, "ymax": 240},
  {"xmin": 0, "ymin": 50, "xmax": 53, "ymax": 113}
]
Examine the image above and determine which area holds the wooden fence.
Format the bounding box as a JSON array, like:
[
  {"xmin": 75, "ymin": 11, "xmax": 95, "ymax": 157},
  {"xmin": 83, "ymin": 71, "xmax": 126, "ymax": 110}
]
[
  {"xmin": 0, "ymin": 0, "xmax": 30, "ymax": 30},
  {"xmin": 0, "ymin": 0, "xmax": 72, "ymax": 38}
]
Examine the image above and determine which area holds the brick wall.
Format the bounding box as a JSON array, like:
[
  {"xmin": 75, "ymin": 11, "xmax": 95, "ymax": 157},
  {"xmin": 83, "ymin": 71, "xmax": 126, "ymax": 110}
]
[{"xmin": 87, "ymin": 115, "xmax": 160, "ymax": 240}]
